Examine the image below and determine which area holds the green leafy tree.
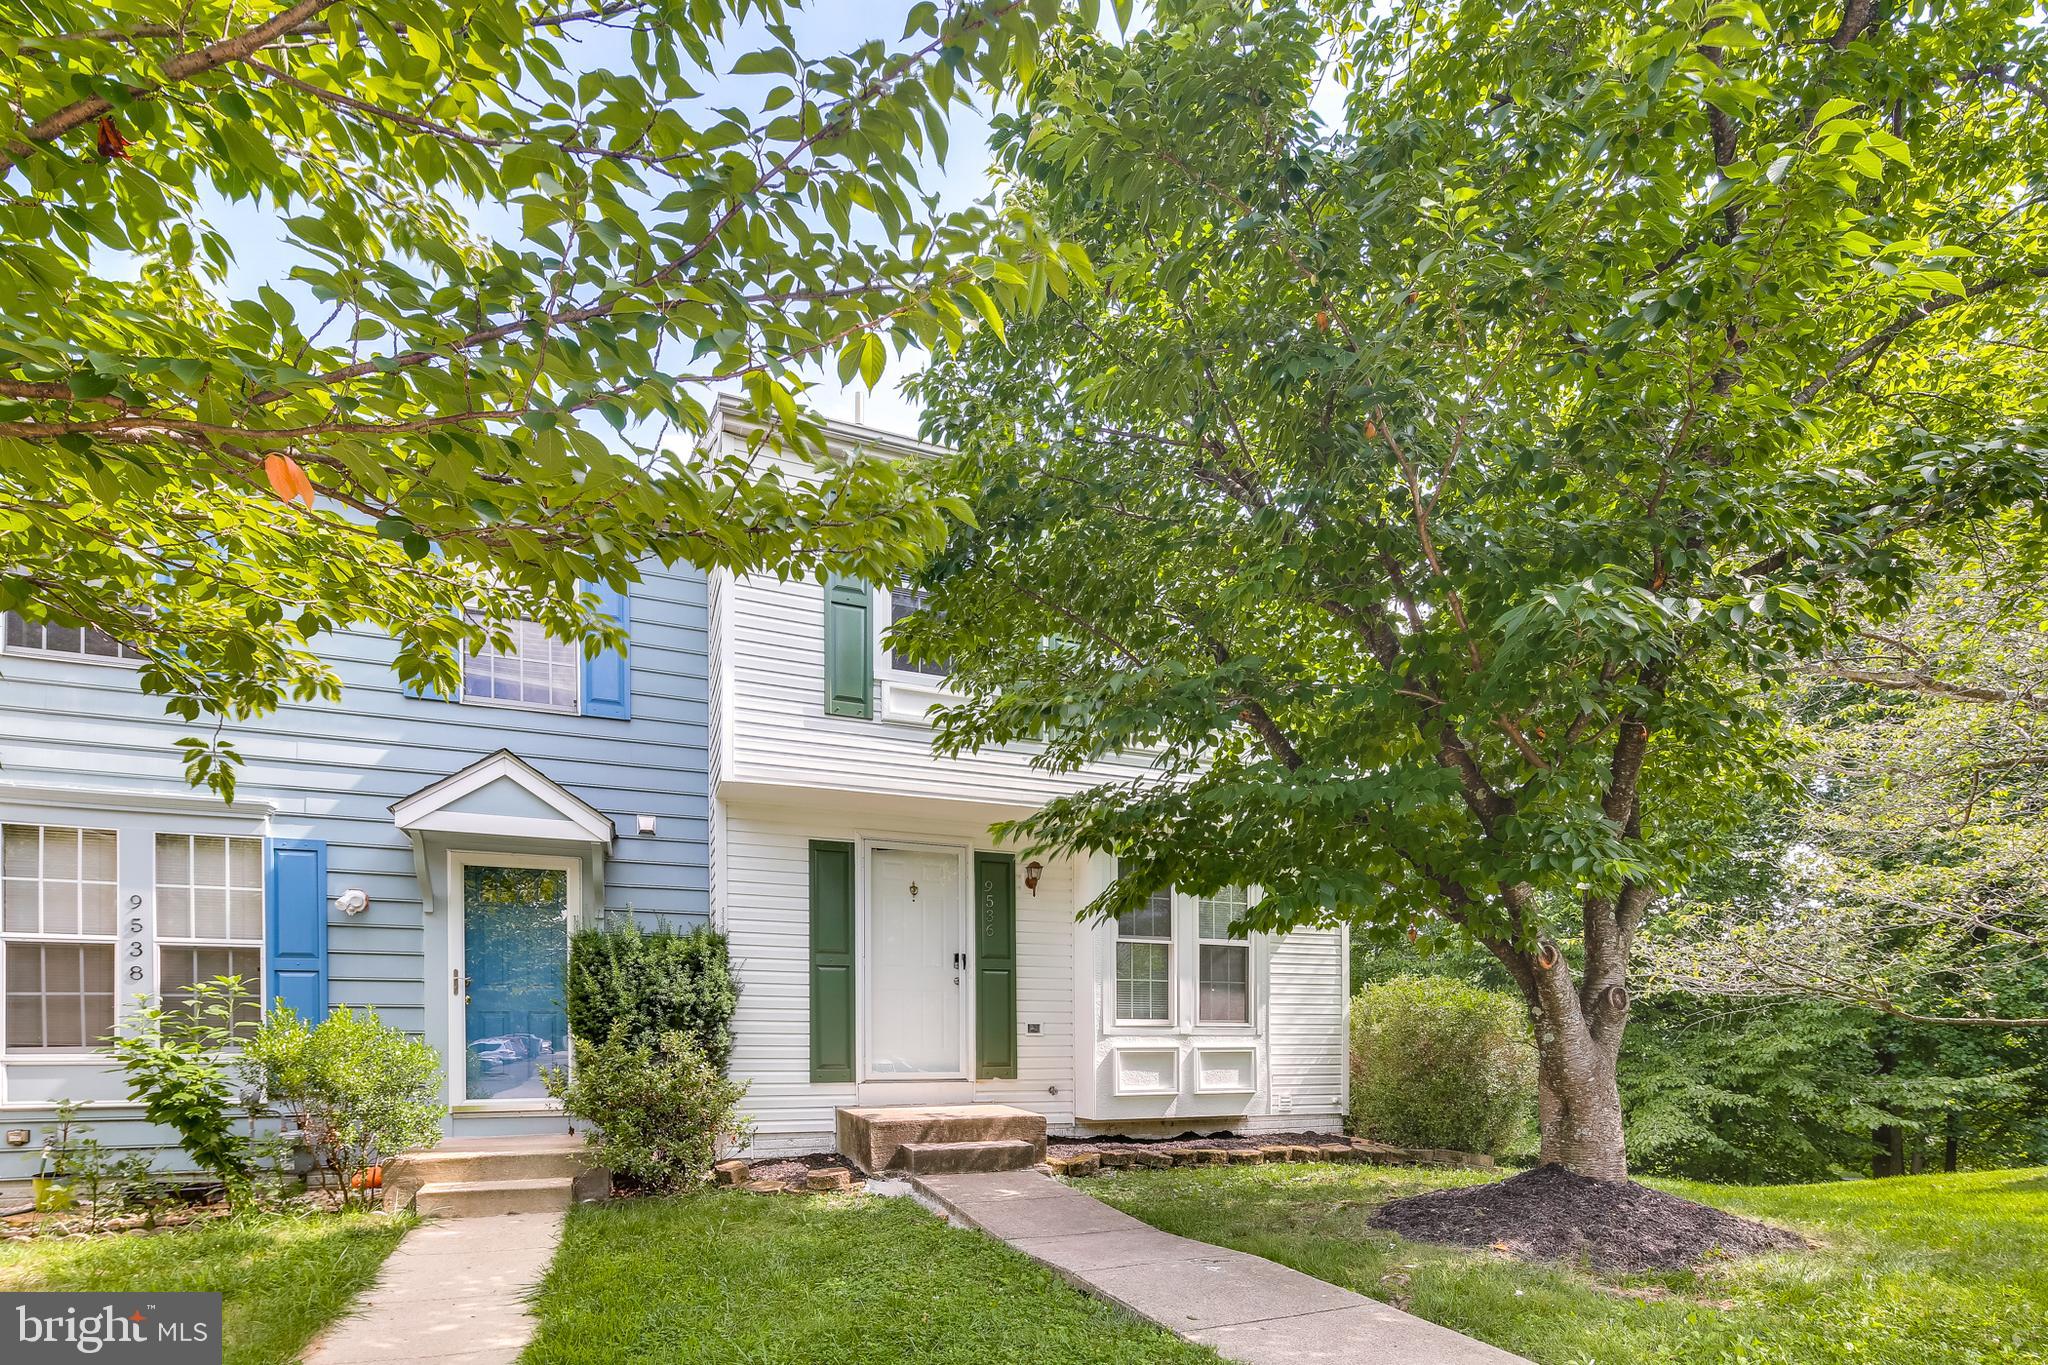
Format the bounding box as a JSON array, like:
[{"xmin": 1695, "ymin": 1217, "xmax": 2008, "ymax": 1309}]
[
  {"xmin": 906, "ymin": 0, "xmax": 2048, "ymax": 1178},
  {"xmin": 0, "ymin": 0, "xmax": 1076, "ymax": 794},
  {"xmin": 1647, "ymin": 537, "xmax": 2048, "ymax": 1027}
]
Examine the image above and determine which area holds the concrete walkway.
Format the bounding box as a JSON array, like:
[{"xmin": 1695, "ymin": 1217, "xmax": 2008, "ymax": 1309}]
[
  {"xmin": 912, "ymin": 1170, "xmax": 1529, "ymax": 1365},
  {"xmin": 301, "ymin": 1212, "xmax": 562, "ymax": 1365}
]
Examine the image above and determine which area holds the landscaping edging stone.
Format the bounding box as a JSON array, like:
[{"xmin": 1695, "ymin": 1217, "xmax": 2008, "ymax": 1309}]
[{"xmin": 1044, "ymin": 1134, "xmax": 1495, "ymax": 1176}]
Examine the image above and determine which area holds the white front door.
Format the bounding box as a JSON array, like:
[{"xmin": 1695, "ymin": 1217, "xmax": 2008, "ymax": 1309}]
[{"xmin": 866, "ymin": 846, "xmax": 967, "ymax": 1078}]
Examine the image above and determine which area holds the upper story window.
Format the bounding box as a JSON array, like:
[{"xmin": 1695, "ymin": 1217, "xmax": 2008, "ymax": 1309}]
[
  {"xmin": 1197, "ymin": 886, "xmax": 1251, "ymax": 1024},
  {"xmin": 886, "ymin": 585, "xmax": 947, "ymax": 678},
  {"xmin": 1114, "ymin": 882, "xmax": 1173, "ymax": 1025},
  {"xmin": 3, "ymin": 612, "xmax": 140, "ymax": 663},
  {"xmin": 3, "ymin": 823, "xmax": 119, "ymax": 1052},
  {"xmin": 463, "ymin": 619, "xmax": 579, "ymax": 713}
]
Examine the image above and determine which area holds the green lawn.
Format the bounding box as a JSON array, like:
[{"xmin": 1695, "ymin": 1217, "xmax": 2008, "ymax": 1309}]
[
  {"xmin": 523, "ymin": 1190, "xmax": 1214, "ymax": 1364},
  {"xmin": 1085, "ymin": 1163, "xmax": 2048, "ymax": 1365},
  {"xmin": 0, "ymin": 1209, "xmax": 410, "ymax": 1365}
]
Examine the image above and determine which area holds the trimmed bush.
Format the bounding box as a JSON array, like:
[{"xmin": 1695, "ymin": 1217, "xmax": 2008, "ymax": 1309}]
[
  {"xmin": 544, "ymin": 1028, "xmax": 750, "ymax": 1192},
  {"xmin": 566, "ymin": 919, "xmax": 738, "ymax": 1072},
  {"xmin": 1348, "ymin": 974, "xmax": 1534, "ymax": 1157}
]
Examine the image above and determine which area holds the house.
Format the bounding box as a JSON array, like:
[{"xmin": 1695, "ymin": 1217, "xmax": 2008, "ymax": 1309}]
[
  {"xmin": 0, "ymin": 562, "xmax": 713, "ymax": 1183},
  {"xmin": 705, "ymin": 400, "xmax": 1350, "ymax": 1156},
  {"xmin": 0, "ymin": 399, "xmax": 1347, "ymax": 1187}
]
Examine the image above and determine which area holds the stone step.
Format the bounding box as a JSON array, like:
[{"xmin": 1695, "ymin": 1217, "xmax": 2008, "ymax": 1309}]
[
  {"xmin": 897, "ymin": 1139, "xmax": 1041, "ymax": 1175},
  {"xmin": 836, "ymin": 1104, "xmax": 1048, "ymax": 1174},
  {"xmin": 382, "ymin": 1136, "xmax": 607, "ymax": 1212},
  {"xmin": 411, "ymin": 1176, "xmax": 574, "ymax": 1218}
]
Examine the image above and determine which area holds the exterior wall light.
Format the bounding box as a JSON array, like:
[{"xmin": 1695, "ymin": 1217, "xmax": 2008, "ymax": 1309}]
[{"xmin": 1023, "ymin": 860, "xmax": 1043, "ymax": 895}]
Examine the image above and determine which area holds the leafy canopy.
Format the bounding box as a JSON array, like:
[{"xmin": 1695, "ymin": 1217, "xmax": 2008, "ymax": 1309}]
[
  {"xmin": 0, "ymin": 0, "xmax": 1078, "ymax": 793},
  {"xmin": 906, "ymin": 0, "xmax": 2048, "ymax": 966}
]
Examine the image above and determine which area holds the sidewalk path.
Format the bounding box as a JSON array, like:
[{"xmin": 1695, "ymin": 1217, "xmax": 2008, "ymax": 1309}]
[
  {"xmin": 911, "ymin": 1170, "xmax": 1529, "ymax": 1365},
  {"xmin": 301, "ymin": 1212, "xmax": 562, "ymax": 1365}
]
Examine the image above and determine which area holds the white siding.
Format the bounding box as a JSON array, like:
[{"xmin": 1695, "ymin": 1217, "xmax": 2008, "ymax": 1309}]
[
  {"xmin": 1266, "ymin": 925, "xmax": 1349, "ymax": 1127},
  {"xmin": 721, "ymin": 803, "xmax": 1077, "ymax": 1155}
]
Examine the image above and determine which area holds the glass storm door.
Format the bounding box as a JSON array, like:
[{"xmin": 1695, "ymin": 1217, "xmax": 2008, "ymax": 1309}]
[
  {"xmin": 461, "ymin": 863, "xmax": 569, "ymax": 1102},
  {"xmin": 866, "ymin": 847, "xmax": 965, "ymax": 1077}
]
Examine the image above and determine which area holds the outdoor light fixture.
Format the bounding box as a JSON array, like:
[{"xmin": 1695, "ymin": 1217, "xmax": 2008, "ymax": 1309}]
[
  {"xmin": 1023, "ymin": 860, "xmax": 1043, "ymax": 895},
  {"xmin": 336, "ymin": 888, "xmax": 371, "ymax": 916}
]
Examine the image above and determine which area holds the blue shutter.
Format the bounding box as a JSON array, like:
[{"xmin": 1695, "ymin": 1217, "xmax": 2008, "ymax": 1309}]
[
  {"xmin": 265, "ymin": 839, "xmax": 328, "ymax": 1020},
  {"xmin": 402, "ymin": 674, "xmax": 450, "ymax": 701},
  {"xmin": 581, "ymin": 581, "xmax": 632, "ymax": 719}
]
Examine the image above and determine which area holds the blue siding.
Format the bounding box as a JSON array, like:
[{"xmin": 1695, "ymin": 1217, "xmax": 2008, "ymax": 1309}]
[{"xmin": 0, "ymin": 561, "xmax": 709, "ymax": 1180}]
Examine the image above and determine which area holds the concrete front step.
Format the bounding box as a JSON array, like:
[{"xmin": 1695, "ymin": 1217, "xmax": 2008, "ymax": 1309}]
[
  {"xmin": 898, "ymin": 1139, "xmax": 1041, "ymax": 1175},
  {"xmin": 836, "ymin": 1104, "xmax": 1048, "ymax": 1174},
  {"xmin": 384, "ymin": 1133, "xmax": 608, "ymax": 1214},
  {"xmin": 413, "ymin": 1175, "xmax": 574, "ymax": 1218}
]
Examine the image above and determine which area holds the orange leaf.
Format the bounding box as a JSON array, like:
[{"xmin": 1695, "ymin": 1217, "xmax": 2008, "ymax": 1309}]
[{"xmin": 263, "ymin": 453, "xmax": 316, "ymax": 509}]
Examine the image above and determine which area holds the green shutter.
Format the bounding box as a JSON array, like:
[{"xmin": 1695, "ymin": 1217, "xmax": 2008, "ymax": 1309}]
[
  {"xmin": 974, "ymin": 852, "xmax": 1018, "ymax": 1080},
  {"xmin": 809, "ymin": 840, "xmax": 857, "ymax": 1083},
  {"xmin": 822, "ymin": 574, "xmax": 873, "ymax": 718}
]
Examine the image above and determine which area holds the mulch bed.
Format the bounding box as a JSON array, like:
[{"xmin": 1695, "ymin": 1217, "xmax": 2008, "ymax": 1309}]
[
  {"xmin": 1368, "ymin": 1164, "xmax": 1808, "ymax": 1272},
  {"xmin": 1049, "ymin": 1131, "xmax": 1347, "ymax": 1157},
  {"xmin": 730, "ymin": 1151, "xmax": 863, "ymax": 1194}
]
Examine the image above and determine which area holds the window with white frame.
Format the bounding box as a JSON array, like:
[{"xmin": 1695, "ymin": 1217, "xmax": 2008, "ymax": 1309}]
[
  {"xmin": 462, "ymin": 618, "xmax": 578, "ymax": 712},
  {"xmin": 1114, "ymin": 881, "xmax": 1173, "ymax": 1024},
  {"xmin": 1197, "ymin": 886, "xmax": 1251, "ymax": 1024},
  {"xmin": 3, "ymin": 612, "xmax": 141, "ymax": 662},
  {"xmin": 886, "ymin": 585, "xmax": 947, "ymax": 678},
  {"xmin": 155, "ymin": 834, "xmax": 264, "ymax": 1035},
  {"xmin": 2, "ymin": 824, "xmax": 119, "ymax": 1051}
]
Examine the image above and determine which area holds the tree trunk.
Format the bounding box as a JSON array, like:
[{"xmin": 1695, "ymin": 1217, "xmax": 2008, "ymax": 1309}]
[
  {"xmin": 1944, "ymin": 1113, "xmax": 1960, "ymax": 1173},
  {"xmin": 1529, "ymin": 1013, "xmax": 1629, "ymax": 1179},
  {"xmin": 1872, "ymin": 1047, "xmax": 1901, "ymax": 1177},
  {"xmin": 1519, "ymin": 948, "xmax": 1630, "ymax": 1181}
]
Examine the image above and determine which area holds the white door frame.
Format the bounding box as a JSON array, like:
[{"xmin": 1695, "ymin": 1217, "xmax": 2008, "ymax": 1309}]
[
  {"xmin": 857, "ymin": 837, "xmax": 973, "ymax": 1085},
  {"xmin": 446, "ymin": 849, "xmax": 581, "ymax": 1110}
]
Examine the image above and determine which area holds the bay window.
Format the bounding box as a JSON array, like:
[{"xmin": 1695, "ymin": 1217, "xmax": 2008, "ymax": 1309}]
[
  {"xmin": 1197, "ymin": 886, "xmax": 1251, "ymax": 1024},
  {"xmin": 1115, "ymin": 886, "xmax": 1173, "ymax": 1024},
  {"xmin": 1110, "ymin": 864, "xmax": 1258, "ymax": 1031}
]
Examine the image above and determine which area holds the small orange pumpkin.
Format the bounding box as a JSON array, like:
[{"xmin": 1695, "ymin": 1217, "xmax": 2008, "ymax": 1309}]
[{"xmin": 350, "ymin": 1165, "xmax": 384, "ymax": 1191}]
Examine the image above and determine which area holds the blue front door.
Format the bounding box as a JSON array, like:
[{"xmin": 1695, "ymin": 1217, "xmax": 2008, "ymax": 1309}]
[{"xmin": 461, "ymin": 863, "xmax": 570, "ymax": 1102}]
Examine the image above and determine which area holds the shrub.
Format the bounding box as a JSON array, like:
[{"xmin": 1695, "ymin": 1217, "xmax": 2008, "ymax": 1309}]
[
  {"xmin": 241, "ymin": 1004, "xmax": 444, "ymax": 1209},
  {"xmin": 110, "ymin": 976, "xmax": 256, "ymax": 1205},
  {"xmin": 544, "ymin": 1027, "xmax": 750, "ymax": 1192},
  {"xmin": 567, "ymin": 919, "xmax": 738, "ymax": 1071},
  {"xmin": 1348, "ymin": 974, "xmax": 1535, "ymax": 1157}
]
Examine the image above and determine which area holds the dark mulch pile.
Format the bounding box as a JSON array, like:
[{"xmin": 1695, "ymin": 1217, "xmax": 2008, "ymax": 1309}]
[
  {"xmin": 1368, "ymin": 1164, "xmax": 1808, "ymax": 1272},
  {"xmin": 743, "ymin": 1152, "xmax": 863, "ymax": 1190},
  {"xmin": 1048, "ymin": 1131, "xmax": 1339, "ymax": 1156}
]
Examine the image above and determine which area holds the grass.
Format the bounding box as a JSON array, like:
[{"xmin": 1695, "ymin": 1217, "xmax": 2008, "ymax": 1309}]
[
  {"xmin": 1085, "ymin": 1163, "xmax": 2048, "ymax": 1365},
  {"xmin": 523, "ymin": 1189, "xmax": 1216, "ymax": 1364},
  {"xmin": 0, "ymin": 1208, "xmax": 411, "ymax": 1365}
]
